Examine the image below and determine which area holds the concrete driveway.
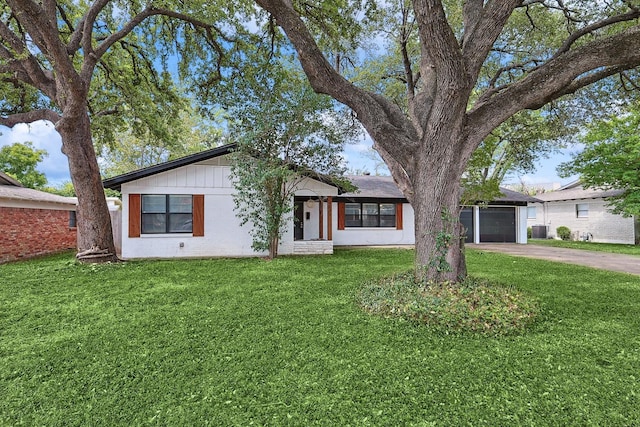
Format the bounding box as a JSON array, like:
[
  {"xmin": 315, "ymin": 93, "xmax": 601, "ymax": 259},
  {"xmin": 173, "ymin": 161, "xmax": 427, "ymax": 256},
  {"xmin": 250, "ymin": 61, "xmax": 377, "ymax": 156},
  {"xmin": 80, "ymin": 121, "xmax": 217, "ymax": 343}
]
[{"xmin": 469, "ymin": 243, "xmax": 640, "ymax": 276}]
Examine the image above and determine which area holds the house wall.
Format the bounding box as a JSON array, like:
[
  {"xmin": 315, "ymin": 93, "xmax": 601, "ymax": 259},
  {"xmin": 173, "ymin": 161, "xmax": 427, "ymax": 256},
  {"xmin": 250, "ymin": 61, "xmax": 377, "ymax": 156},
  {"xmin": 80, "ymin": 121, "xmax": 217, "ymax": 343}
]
[
  {"xmin": 527, "ymin": 199, "xmax": 636, "ymax": 244},
  {"xmin": 331, "ymin": 203, "xmax": 528, "ymax": 246},
  {"xmin": 0, "ymin": 206, "xmax": 77, "ymax": 263},
  {"xmin": 332, "ymin": 202, "xmax": 415, "ymax": 246},
  {"xmin": 119, "ymin": 161, "xmax": 338, "ymax": 259},
  {"xmin": 121, "ymin": 162, "xmax": 274, "ymax": 258}
]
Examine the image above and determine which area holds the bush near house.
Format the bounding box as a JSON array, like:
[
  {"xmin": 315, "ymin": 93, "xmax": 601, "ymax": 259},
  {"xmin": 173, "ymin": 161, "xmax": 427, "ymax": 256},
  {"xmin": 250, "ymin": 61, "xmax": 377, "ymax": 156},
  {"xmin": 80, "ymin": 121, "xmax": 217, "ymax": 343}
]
[{"xmin": 556, "ymin": 226, "xmax": 572, "ymax": 241}]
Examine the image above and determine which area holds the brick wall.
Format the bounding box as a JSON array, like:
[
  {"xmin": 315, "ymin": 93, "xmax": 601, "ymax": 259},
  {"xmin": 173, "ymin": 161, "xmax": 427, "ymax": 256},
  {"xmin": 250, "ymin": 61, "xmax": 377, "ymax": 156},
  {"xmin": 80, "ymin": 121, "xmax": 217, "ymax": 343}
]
[
  {"xmin": 0, "ymin": 206, "xmax": 77, "ymax": 263},
  {"xmin": 527, "ymin": 200, "xmax": 636, "ymax": 244}
]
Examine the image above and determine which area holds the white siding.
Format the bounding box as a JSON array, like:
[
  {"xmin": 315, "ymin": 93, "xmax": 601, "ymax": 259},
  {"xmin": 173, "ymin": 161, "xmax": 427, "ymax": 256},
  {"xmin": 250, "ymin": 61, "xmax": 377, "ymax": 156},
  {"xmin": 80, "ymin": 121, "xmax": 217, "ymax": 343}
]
[
  {"xmin": 332, "ymin": 202, "xmax": 416, "ymax": 246},
  {"xmin": 527, "ymin": 199, "xmax": 635, "ymax": 244},
  {"xmin": 332, "ymin": 203, "xmax": 528, "ymax": 246},
  {"xmin": 120, "ymin": 163, "xmax": 296, "ymax": 259}
]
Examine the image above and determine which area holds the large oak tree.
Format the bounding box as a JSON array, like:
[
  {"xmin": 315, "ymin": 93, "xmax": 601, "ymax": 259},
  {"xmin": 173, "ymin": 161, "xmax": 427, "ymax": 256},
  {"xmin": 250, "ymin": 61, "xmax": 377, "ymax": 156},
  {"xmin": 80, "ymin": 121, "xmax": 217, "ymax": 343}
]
[
  {"xmin": 0, "ymin": 1, "xmax": 226, "ymax": 261},
  {"xmin": 253, "ymin": 0, "xmax": 640, "ymax": 281}
]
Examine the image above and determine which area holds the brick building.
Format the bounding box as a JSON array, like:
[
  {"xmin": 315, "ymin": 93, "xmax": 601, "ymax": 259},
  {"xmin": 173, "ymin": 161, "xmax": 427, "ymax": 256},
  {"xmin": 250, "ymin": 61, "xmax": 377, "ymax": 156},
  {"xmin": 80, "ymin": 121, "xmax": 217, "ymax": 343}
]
[
  {"xmin": 0, "ymin": 172, "xmax": 77, "ymax": 263},
  {"xmin": 526, "ymin": 180, "xmax": 639, "ymax": 244}
]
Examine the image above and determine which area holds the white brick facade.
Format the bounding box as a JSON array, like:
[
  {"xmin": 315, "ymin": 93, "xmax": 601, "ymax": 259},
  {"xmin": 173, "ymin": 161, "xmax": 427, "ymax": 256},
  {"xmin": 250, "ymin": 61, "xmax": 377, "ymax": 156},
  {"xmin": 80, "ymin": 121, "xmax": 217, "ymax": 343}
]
[{"xmin": 526, "ymin": 183, "xmax": 638, "ymax": 244}]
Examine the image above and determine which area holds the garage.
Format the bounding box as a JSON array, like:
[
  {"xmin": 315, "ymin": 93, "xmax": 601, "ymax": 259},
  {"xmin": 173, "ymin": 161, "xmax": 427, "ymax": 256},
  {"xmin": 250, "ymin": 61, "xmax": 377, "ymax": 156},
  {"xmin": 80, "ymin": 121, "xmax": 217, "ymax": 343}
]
[{"xmin": 479, "ymin": 207, "xmax": 516, "ymax": 243}]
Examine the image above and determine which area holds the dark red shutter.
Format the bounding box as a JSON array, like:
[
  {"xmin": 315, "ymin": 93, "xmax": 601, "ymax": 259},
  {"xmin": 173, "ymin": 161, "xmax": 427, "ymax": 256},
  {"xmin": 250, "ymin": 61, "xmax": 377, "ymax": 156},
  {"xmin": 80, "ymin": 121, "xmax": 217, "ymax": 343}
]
[
  {"xmin": 129, "ymin": 194, "xmax": 141, "ymax": 238},
  {"xmin": 337, "ymin": 202, "xmax": 345, "ymax": 230},
  {"xmin": 192, "ymin": 195, "xmax": 205, "ymax": 237},
  {"xmin": 396, "ymin": 203, "xmax": 403, "ymax": 230}
]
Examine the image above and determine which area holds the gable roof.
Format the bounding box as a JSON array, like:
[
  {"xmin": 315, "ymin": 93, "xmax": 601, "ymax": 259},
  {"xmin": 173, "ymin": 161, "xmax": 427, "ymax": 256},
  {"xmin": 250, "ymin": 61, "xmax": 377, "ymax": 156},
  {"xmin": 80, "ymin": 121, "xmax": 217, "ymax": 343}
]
[
  {"xmin": 0, "ymin": 171, "xmax": 76, "ymax": 207},
  {"xmin": 102, "ymin": 142, "xmax": 348, "ymax": 192},
  {"xmin": 338, "ymin": 175, "xmax": 540, "ymax": 205},
  {"xmin": 0, "ymin": 171, "xmax": 23, "ymax": 187},
  {"xmin": 103, "ymin": 143, "xmax": 237, "ymax": 191},
  {"xmin": 534, "ymin": 183, "xmax": 624, "ymax": 202}
]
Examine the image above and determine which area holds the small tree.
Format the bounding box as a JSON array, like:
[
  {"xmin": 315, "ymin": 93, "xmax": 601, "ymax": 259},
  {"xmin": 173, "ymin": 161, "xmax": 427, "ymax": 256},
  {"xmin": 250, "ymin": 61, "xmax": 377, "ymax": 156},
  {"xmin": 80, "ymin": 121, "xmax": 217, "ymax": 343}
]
[
  {"xmin": 228, "ymin": 66, "xmax": 357, "ymax": 259},
  {"xmin": 231, "ymin": 145, "xmax": 299, "ymax": 258},
  {"xmin": 0, "ymin": 142, "xmax": 48, "ymax": 189}
]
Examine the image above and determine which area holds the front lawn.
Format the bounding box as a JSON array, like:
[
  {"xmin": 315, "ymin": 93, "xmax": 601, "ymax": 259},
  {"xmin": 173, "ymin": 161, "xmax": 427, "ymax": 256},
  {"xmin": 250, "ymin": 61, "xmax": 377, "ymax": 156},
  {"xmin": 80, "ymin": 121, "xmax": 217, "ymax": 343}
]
[
  {"xmin": 1, "ymin": 249, "xmax": 639, "ymax": 425},
  {"xmin": 529, "ymin": 238, "xmax": 640, "ymax": 255}
]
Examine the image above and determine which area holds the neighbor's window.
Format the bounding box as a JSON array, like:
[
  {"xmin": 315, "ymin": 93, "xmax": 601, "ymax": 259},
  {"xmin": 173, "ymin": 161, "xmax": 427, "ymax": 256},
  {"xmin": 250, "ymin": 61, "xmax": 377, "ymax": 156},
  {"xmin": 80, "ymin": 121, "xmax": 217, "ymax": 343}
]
[
  {"xmin": 345, "ymin": 202, "xmax": 396, "ymax": 227},
  {"xmin": 527, "ymin": 206, "xmax": 537, "ymax": 219},
  {"xmin": 576, "ymin": 203, "xmax": 589, "ymax": 218},
  {"xmin": 141, "ymin": 195, "xmax": 193, "ymax": 234},
  {"xmin": 68, "ymin": 211, "xmax": 77, "ymax": 228}
]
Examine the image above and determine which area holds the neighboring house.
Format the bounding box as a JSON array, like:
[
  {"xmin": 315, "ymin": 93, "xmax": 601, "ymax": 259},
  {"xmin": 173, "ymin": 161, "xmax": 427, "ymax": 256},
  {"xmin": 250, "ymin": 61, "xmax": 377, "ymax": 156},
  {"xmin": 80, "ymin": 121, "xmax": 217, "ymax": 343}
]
[
  {"xmin": 0, "ymin": 171, "xmax": 77, "ymax": 263},
  {"xmin": 526, "ymin": 180, "xmax": 639, "ymax": 244},
  {"xmin": 103, "ymin": 144, "xmax": 537, "ymax": 260}
]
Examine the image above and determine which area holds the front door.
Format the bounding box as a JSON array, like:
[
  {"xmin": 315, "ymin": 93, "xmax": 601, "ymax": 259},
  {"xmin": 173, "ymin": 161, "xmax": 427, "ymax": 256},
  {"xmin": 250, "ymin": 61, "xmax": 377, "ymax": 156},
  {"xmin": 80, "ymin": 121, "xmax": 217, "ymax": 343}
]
[{"xmin": 294, "ymin": 201, "xmax": 304, "ymax": 240}]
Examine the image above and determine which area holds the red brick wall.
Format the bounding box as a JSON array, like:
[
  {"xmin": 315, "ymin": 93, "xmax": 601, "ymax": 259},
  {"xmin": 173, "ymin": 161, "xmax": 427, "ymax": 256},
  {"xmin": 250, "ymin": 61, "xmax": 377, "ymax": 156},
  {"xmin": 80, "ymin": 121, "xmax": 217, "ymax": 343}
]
[{"xmin": 0, "ymin": 206, "xmax": 77, "ymax": 263}]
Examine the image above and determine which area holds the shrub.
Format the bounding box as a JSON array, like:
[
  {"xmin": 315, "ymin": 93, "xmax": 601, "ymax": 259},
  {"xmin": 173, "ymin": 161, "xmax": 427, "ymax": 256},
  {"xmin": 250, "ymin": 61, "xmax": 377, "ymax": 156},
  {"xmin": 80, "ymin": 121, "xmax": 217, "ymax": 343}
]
[
  {"xmin": 556, "ymin": 226, "xmax": 571, "ymax": 241},
  {"xmin": 527, "ymin": 227, "xmax": 532, "ymax": 239},
  {"xmin": 356, "ymin": 272, "xmax": 539, "ymax": 336}
]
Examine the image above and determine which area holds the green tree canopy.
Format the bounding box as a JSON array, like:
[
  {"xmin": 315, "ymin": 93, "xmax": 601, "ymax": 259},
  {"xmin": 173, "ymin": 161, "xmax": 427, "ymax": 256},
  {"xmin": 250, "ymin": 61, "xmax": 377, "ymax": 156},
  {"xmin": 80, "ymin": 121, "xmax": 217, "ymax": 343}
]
[
  {"xmin": 559, "ymin": 102, "xmax": 640, "ymax": 217},
  {"xmin": 229, "ymin": 62, "xmax": 358, "ymax": 258},
  {"xmin": 253, "ymin": 0, "xmax": 640, "ymax": 281},
  {"xmin": 0, "ymin": 141, "xmax": 48, "ymax": 189}
]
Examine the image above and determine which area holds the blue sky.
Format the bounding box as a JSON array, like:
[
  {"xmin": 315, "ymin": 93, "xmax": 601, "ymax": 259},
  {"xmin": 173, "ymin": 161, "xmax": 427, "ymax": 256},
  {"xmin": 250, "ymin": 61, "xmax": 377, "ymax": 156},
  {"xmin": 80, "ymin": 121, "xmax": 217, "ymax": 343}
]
[{"xmin": 1, "ymin": 119, "xmax": 578, "ymax": 188}]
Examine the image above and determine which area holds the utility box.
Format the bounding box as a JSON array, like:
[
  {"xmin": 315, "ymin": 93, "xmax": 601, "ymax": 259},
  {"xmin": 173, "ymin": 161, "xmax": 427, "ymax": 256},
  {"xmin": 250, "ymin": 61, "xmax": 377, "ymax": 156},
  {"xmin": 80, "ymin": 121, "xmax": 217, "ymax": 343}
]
[{"xmin": 531, "ymin": 225, "xmax": 548, "ymax": 239}]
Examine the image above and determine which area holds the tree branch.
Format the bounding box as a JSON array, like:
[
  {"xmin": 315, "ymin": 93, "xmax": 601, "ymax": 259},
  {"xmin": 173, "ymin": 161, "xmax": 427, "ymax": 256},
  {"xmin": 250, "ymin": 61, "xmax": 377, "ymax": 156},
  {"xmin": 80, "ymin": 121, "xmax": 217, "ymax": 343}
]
[
  {"xmin": 461, "ymin": 0, "xmax": 521, "ymax": 85},
  {"xmin": 0, "ymin": 109, "xmax": 61, "ymax": 127},
  {"xmin": 0, "ymin": 15, "xmax": 56, "ymax": 98},
  {"xmin": 555, "ymin": 7, "xmax": 640, "ymax": 57},
  {"xmin": 467, "ymin": 25, "xmax": 640, "ymax": 156},
  {"xmin": 255, "ymin": 0, "xmax": 420, "ymax": 166}
]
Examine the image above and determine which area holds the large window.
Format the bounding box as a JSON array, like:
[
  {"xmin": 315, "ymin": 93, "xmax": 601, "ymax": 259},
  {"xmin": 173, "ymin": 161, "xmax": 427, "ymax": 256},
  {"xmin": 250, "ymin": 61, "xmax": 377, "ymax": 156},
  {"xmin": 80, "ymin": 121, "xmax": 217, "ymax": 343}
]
[
  {"xmin": 527, "ymin": 206, "xmax": 537, "ymax": 219},
  {"xmin": 141, "ymin": 195, "xmax": 193, "ymax": 234},
  {"xmin": 345, "ymin": 202, "xmax": 396, "ymax": 227}
]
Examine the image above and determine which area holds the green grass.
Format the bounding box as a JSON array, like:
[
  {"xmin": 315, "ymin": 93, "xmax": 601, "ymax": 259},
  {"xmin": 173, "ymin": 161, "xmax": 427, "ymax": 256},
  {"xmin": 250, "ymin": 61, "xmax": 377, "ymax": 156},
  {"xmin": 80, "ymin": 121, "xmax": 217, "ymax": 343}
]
[
  {"xmin": 529, "ymin": 238, "xmax": 640, "ymax": 255},
  {"xmin": 1, "ymin": 248, "xmax": 639, "ymax": 425}
]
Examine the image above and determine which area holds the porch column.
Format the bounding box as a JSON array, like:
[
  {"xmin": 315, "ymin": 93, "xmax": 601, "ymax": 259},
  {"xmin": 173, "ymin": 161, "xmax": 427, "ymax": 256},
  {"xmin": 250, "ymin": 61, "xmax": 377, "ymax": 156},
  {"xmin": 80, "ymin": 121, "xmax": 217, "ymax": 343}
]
[
  {"xmin": 319, "ymin": 198, "xmax": 324, "ymax": 239},
  {"xmin": 473, "ymin": 206, "xmax": 480, "ymax": 244},
  {"xmin": 327, "ymin": 196, "xmax": 333, "ymax": 241}
]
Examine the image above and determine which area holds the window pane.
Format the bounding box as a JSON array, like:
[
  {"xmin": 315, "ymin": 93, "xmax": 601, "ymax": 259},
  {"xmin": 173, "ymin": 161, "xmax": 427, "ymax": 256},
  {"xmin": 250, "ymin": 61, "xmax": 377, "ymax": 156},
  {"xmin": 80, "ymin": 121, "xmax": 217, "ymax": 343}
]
[
  {"xmin": 379, "ymin": 215, "xmax": 396, "ymax": 227},
  {"xmin": 362, "ymin": 203, "xmax": 379, "ymax": 227},
  {"xmin": 576, "ymin": 203, "xmax": 589, "ymax": 218},
  {"xmin": 379, "ymin": 203, "xmax": 396, "ymax": 227},
  {"xmin": 363, "ymin": 203, "xmax": 379, "ymax": 215},
  {"xmin": 379, "ymin": 204, "xmax": 395, "ymax": 215},
  {"xmin": 169, "ymin": 214, "xmax": 193, "ymax": 232},
  {"xmin": 345, "ymin": 203, "xmax": 360, "ymax": 216},
  {"xmin": 527, "ymin": 206, "xmax": 536, "ymax": 219},
  {"xmin": 345, "ymin": 203, "xmax": 361, "ymax": 227},
  {"xmin": 142, "ymin": 213, "xmax": 166, "ymax": 233},
  {"xmin": 142, "ymin": 195, "xmax": 166, "ymax": 213},
  {"xmin": 169, "ymin": 195, "xmax": 192, "ymax": 213}
]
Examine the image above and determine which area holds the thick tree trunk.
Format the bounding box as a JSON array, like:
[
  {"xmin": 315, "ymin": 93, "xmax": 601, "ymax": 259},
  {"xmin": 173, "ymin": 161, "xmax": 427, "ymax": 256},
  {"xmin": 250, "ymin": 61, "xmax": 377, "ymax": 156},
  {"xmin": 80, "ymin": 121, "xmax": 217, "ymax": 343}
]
[
  {"xmin": 411, "ymin": 157, "xmax": 467, "ymax": 283},
  {"xmin": 56, "ymin": 111, "xmax": 118, "ymax": 263}
]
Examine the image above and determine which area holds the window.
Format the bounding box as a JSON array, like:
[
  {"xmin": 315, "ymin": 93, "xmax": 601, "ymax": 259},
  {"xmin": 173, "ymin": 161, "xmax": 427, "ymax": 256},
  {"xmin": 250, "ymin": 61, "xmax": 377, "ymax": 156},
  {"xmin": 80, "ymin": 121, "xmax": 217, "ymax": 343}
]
[
  {"xmin": 527, "ymin": 206, "xmax": 537, "ymax": 219},
  {"xmin": 576, "ymin": 203, "xmax": 589, "ymax": 218},
  {"xmin": 141, "ymin": 195, "xmax": 193, "ymax": 234},
  {"xmin": 68, "ymin": 211, "xmax": 77, "ymax": 228},
  {"xmin": 345, "ymin": 202, "xmax": 396, "ymax": 227}
]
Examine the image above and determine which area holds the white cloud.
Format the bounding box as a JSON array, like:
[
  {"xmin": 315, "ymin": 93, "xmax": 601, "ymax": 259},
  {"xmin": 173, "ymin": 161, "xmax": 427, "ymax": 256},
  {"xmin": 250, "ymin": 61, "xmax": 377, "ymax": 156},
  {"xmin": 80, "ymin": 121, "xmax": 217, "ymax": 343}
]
[{"xmin": 0, "ymin": 121, "xmax": 71, "ymax": 185}]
